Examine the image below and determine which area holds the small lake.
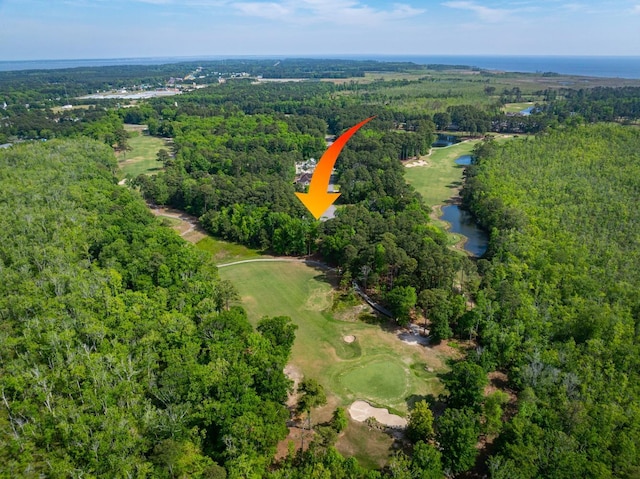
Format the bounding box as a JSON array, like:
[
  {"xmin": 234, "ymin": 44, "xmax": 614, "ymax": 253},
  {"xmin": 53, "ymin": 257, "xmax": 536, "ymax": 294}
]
[
  {"xmin": 455, "ymin": 155, "xmax": 472, "ymax": 166},
  {"xmin": 432, "ymin": 134, "xmax": 459, "ymax": 147},
  {"xmin": 440, "ymin": 205, "xmax": 488, "ymax": 256},
  {"xmin": 520, "ymin": 106, "xmax": 536, "ymax": 116}
]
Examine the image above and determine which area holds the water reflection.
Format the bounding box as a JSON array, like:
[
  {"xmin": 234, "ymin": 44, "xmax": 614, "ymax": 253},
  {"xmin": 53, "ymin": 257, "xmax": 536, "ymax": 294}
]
[
  {"xmin": 440, "ymin": 205, "xmax": 488, "ymax": 257},
  {"xmin": 455, "ymin": 155, "xmax": 472, "ymax": 166}
]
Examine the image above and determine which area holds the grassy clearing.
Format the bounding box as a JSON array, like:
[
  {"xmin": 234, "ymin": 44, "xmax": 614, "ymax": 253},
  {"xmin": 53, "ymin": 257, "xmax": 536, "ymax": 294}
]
[
  {"xmin": 340, "ymin": 359, "xmax": 408, "ymax": 405},
  {"xmin": 335, "ymin": 419, "xmax": 394, "ymax": 469},
  {"xmin": 502, "ymin": 102, "xmax": 535, "ymax": 113},
  {"xmin": 219, "ymin": 261, "xmax": 448, "ymax": 414},
  {"xmin": 196, "ymin": 236, "xmax": 265, "ymax": 263},
  {"xmin": 117, "ymin": 126, "xmax": 169, "ymax": 177},
  {"xmin": 51, "ymin": 104, "xmax": 93, "ymax": 113}
]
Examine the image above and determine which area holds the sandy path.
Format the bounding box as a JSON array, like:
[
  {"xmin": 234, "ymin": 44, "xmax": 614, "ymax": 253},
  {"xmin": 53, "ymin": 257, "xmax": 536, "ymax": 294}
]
[{"xmin": 149, "ymin": 206, "xmax": 207, "ymax": 243}]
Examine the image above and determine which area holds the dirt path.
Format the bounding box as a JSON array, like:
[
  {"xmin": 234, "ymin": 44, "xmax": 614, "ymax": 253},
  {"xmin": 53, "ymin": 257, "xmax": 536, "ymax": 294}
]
[{"xmin": 149, "ymin": 206, "xmax": 207, "ymax": 243}]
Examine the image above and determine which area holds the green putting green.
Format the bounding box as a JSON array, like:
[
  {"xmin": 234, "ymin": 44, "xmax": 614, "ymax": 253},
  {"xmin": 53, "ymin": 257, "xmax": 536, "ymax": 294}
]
[{"xmin": 340, "ymin": 358, "xmax": 408, "ymax": 404}]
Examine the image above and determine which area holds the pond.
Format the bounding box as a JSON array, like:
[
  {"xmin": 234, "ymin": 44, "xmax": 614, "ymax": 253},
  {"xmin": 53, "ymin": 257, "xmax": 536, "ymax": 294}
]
[
  {"xmin": 432, "ymin": 134, "xmax": 458, "ymax": 147},
  {"xmin": 439, "ymin": 153, "xmax": 488, "ymax": 256},
  {"xmin": 440, "ymin": 205, "xmax": 488, "ymax": 257},
  {"xmin": 520, "ymin": 106, "xmax": 536, "ymax": 116},
  {"xmin": 455, "ymin": 155, "xmax": 472, "ymax": 166}
]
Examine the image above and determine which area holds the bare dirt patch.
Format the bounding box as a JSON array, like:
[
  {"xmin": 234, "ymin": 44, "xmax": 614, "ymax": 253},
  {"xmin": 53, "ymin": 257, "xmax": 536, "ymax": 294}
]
[
  {"xmin": 484, "ymin": 371, "xmax": 518, "ymax": 403},
  {"xmin": 284, "ymin": 364, "xmax": 303, "ymax": 408},
  {"xmin": 275, "ymin": 426, "xmax": 314, "ymax": 460},
  {"xmin": 348, "ymin": 400, "xmax": 407, "ymax": 428},
  {"xmin": 343, "ymin": 335, "xmax": 356, "ymax": 343},
  {"xmin": 430, "ymin": 340, "xmax": 465, "ymax": 361}
]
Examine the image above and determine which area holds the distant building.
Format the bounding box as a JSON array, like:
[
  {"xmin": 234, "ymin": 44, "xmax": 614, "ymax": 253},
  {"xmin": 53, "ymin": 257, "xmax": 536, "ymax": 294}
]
[{"xmin": 296, "ymin": 173, "xmax": 313, "ymax": 186}]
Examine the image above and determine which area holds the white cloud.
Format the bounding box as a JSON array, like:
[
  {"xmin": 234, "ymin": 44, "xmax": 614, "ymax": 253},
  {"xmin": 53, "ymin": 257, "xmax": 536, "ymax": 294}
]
[
  {"xmin": 126, "ymin": 0, "xmax": 424, "ymax": 24},
  {"xmin": 232, "ymin": 0, "xmax": 424, "ymax": 25},
  {"xmin": 631, "ymin": 4, "xmax": 640, "ymax": 14},
  {"xmin": 234, "ymin": 1, "xmax": 292, "ymax": 19},
  {"xmin": 442, "ymin": 1, "xmax": 511, "ymax": 22},
  {"xmin": 134, "ymin": 0, "xmax": 228, "ymax": 5},
  {"xmin": 560, "ymin": 3, "xmax": 585, "ymax": 12}
]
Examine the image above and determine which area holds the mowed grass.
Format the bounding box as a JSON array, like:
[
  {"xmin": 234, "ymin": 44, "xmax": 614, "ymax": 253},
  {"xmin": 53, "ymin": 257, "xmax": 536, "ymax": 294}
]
[
  {"xmin": 117, "ymin": 127, "xmax": 169, "ymax": 177},
  {"xmin": 340, "ymin": 359, "xmax": 407, "ymax": 405},
  {"xmin": 502, "ymin": 101, "xmax": 536, "ymax": 113},
  {"xmin": 404, "ymin": 140, "xmax": 479, "ymax": 209},
  {"xmin": 219, "ymin": 261, "xmax": 447, "ymax": 415},
  {"xmin": 196, "ymin": 236, "xmax": 266, "ymax": 264},
  {"xmin": 404, "ymin": 136, "xmax": 526, "ymax": 249}
]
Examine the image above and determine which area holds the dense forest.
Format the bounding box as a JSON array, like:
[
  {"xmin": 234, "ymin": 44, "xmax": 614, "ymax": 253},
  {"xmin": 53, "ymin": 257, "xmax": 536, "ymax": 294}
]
[
  {"xmin": 462, "ymin": 125, "xmax": 640, "ymax": 477},
  {"xmin": 2, "ymin": 59, "xmax": 640, "ymax": 478},
  {"xmin": 0, "ymin": 140, "xmax": 298, "ymax": 477}
]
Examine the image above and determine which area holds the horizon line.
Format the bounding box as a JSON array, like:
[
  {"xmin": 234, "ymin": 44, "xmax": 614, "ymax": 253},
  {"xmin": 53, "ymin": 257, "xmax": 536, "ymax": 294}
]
[{"xmin": 3, "ymin": 53, "xmax": 640, "ymax": 63}]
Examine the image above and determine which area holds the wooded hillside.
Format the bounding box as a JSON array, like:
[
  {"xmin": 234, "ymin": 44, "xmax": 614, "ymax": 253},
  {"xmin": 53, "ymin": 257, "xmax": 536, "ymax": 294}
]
[
  {"xmin": 0, "ymin": 140, "xmax": 295, "ymax": 478},
  {"xmin": 462, "ymin": 125, "xmax": 640, "ymax": 478}
]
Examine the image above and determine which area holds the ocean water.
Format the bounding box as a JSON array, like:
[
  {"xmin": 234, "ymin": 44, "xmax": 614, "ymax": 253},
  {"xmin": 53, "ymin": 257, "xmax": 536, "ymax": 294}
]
[
  {"xmin": 1, "ymin": 55, "xmax": 639, "ymax": 79},
  {"xmin": 366, "ymin": 55, "xmax": 640, "ymax": 79}
]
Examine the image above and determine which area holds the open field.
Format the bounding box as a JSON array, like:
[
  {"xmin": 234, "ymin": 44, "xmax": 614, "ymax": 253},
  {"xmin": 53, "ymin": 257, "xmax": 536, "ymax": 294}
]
[
  {"xmin": 117, "ymin": 125, "xmax": 169, "ymax": 177},
  {"xmin": 219, "ymin": 261, "xmax": 450, "ymax": 413},
  {"xmin": 51, "ymin": 104, "xmax": 93, "ymax": 113}
]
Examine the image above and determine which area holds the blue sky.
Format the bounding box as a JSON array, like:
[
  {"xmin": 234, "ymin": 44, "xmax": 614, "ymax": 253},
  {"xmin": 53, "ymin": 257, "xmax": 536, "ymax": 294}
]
[{"xmin": 0, "ymin": 0, "xmax": 639, "ymax": 60}]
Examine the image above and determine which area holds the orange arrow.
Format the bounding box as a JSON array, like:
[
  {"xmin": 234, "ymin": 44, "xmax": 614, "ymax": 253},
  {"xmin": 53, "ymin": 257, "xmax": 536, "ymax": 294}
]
[{"xmin": 296, "ymin": 116, "xmax": 375, "ymax": 219}]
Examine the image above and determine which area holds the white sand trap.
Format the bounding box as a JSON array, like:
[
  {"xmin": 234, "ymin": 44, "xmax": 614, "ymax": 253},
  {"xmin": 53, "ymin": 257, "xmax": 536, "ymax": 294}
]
[
  {"xmin": 405, "ymin": 160, "xmax": 429, "ymax": 168},
  {"xmin": 343, "ymin": 335, "xmax": 356, "ymax": 343},
  {"xmin": 348, "ymin": 400, "xmax": 407, "ymax": 428}
]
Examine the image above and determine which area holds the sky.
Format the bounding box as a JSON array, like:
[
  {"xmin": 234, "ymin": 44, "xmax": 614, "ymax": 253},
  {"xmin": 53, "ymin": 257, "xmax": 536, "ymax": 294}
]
[{"xmin": 0, "ymin": 0, "xmax": 639, "ymax": 60}]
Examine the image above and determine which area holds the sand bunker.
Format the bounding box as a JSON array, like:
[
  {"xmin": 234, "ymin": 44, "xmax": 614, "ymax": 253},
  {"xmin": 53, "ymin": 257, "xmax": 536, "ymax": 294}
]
[
  {"xmin": 343, "ymin": 335, "xmax": 356, "ymax": 343},
  {"xmin": 405, "ymin": 159, "xmax": 429, "ymax": 168},
  {"xmin": 348, "ymin": 400, "xmax": 407, "ymax": 428}
]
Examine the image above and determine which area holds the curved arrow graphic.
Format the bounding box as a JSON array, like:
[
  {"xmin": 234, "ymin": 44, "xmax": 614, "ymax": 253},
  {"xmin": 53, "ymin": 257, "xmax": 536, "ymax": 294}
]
[{"xmin": 296, "ymin": 116, "xmax": 375, "ymax": 219}]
